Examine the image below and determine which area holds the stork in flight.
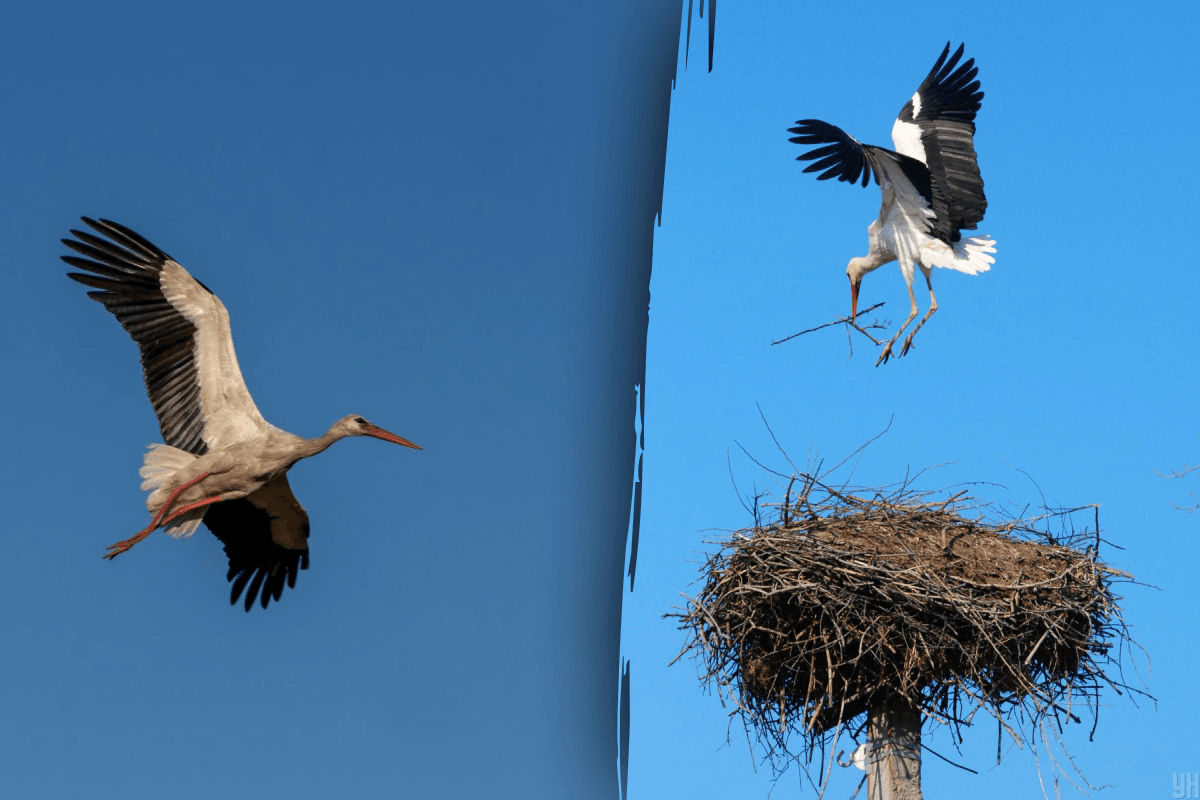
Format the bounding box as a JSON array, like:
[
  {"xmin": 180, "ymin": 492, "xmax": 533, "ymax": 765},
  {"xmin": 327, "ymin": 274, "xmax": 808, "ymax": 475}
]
[
  {"xmin": 788, "ymin": 42, "xmax": 996, "ymax": 365},
  {"xmin": 62, "ymin": 217, "xmax": 422, "ymax": 611}
]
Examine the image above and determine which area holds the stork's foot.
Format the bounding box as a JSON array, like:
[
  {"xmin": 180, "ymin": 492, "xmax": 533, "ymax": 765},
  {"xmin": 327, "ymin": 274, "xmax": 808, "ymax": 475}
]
[
  {"xmin": 848, "ymin": 320, "xmax": 883, "ymax": 347},
  {"xmin": 101, "ymin": 471, "xmax": 215, "ymax": 560},
  {"xmin": 102, "ymin": 544, "xmax": 131, "ymax": 561},
  {"xmin": 876, "ymin": 342, "xmax": 897, "ymax": 367},
  {"xmin": 899, "ymin": 334, "xmax": 918, "ymax": 358},
  {"xmin": 102, "ymin": 527, "xmax": 155, "ymax": 560}
]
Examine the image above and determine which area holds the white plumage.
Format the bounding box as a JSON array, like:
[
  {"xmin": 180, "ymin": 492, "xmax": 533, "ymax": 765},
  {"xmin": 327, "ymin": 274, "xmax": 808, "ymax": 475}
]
[
  {"xmin": 139, "ymin": 444, "xmax": 204, "ymax": 538},
  {"xmin": 789, "ymin": 43, "xmax": 996, "ymax": 364},
  {"xmin": 63, "ymin": 217, "xmax": 423, "ymax": 610}
]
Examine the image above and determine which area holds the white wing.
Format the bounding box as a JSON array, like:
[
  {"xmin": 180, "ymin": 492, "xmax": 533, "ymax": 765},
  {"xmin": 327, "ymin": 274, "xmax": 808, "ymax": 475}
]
[{"xmin": 63, "ymin": 217, "xmax": 278, "ymax": 454}]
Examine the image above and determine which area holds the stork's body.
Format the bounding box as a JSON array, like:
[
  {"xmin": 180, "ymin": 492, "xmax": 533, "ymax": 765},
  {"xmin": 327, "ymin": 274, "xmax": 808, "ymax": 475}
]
[
  {"xmin": 789, "ymin": 43, "xmax": 996, "ymax": 364},
  {"xmin": 62, "ymin": 218, "xmax": 421, "ymax": 610},
  {"xmin": 139, "ymin": 419, "xmax": 382, "ymax": 528}
]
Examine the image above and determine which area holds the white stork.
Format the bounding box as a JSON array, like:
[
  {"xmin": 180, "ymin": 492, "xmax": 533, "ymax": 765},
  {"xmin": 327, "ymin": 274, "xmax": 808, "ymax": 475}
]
[
  {"xmin": 62, "ymin": 217, "xmax": 422, "ymax": 611},
  {"xmin": 788, "ymin": 42, "xmax": 996, "ymax": 365}
]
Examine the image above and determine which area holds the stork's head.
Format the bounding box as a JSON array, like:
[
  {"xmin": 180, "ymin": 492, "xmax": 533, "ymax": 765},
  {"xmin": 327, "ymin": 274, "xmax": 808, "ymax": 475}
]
[
  {"xmin": 845, "ymin": 256, "xmax": 886, "ymax": 321},
  {"xmin": 335, "ymin": 415, "xmax": 422, "ymax": 449},
  {"xmin": 846, "ymin": 257, "xmax": 871, "ymax": 321}
]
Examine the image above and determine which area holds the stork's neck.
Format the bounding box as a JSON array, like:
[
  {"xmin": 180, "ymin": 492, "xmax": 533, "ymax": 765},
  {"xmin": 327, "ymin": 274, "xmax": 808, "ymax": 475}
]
[
  {"xmin": 292, "ymin": 425, "xmax": 352, "ymax": 461},
  {"xmin": 848, "ymin": 252, "xmax": 891, "ymax": 281}
]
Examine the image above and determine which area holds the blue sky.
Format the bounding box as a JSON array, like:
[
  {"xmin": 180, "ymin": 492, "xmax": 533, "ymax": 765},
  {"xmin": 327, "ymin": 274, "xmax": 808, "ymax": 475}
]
[
  {"xmin": 0, "ymin": 2, "xmax": 677, "ymax": 797},
  {"xmin": 625, "ymin": 2, "xmax": 1200, "ymax": 799}
]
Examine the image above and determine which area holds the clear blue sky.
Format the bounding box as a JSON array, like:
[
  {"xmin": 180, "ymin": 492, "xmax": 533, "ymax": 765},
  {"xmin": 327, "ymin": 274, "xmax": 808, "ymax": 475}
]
[{"xmin": 625, "ymin": 2, "xmax": 1200, "ymax": 799}]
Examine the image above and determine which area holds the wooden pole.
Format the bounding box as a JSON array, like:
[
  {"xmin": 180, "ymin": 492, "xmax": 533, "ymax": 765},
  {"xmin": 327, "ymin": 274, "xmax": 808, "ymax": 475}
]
[{"xmin": 866, "ymin": 694, "xmax": 923, "ymax": 800}]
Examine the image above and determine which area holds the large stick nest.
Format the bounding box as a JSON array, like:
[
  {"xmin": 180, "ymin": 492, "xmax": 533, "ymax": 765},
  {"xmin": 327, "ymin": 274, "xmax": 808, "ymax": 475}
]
[{"xmin": 671, "ymin": 472, "xmax": 1142, "ymax": 773}]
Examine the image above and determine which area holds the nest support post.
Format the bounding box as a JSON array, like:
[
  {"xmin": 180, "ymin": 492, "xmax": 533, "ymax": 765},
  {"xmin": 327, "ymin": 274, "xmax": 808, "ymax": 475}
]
[{"xmin": 866, "ymin": 693, "xmax": 922, "ymax": 800}]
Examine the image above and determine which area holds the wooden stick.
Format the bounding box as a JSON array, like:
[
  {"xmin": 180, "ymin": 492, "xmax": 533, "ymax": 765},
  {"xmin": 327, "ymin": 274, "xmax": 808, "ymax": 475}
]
[{"xmin": 772, "ymin": 302, "xmax": 887, "ymax": 346}]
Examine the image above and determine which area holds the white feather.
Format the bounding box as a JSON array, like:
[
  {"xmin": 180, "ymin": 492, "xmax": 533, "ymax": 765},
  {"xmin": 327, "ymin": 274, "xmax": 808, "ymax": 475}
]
[
  {"xmin": 139, "ymin": 443, "xmax": 206, "ymax": 538},
  {"xmin": 140, "ymin": 443, "xmax": 196, "ymax": 491},
  {"xmin": 872, "ymin": 158, "xmax": 996, "ymax": 279},
  {"xmin": 875, "ymin": 171, "xmax": 936, "ymax": 281},
  {"xmin": 920, "ymin": 235, "xmax": 997, "ymax": 275},
  {"xmin": 159, "ymin": 261, "xmax": 280, "ymax": 450},
  {"xmin": 891, "ymin": 116, "xmax": 926, "ymax": 164},
  {"xmin": 163, "ymin": 509, "xmax": 205, "ymax": 539}
]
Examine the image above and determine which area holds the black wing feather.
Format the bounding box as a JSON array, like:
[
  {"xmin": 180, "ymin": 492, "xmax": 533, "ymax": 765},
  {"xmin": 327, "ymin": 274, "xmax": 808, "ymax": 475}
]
[
  {"xmin": 904, "ymin": 43, "xmax": 989, "ymax": 237},
  {"xmin": 910, "ymin": 42, "xmax": 983, "ymax": 127},
  {"xmin": 788, "ymin": 119, "xmax": 936, "ymax": 209},
  {"xmin": 788, "ymin": 119, "xmax": 874, "ymax": 187},
  {"xmin": 203, "ymin": 473, "xmax": 311, "ymax": 612},
  {"xmin": 62, "ymin": 217, "xmax": 210, "ymax": 455}
]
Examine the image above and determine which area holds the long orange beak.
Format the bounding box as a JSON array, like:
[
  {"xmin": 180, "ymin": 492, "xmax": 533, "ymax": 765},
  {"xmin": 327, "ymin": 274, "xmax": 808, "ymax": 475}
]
[
  {"xmin": 367, "ymin": 425, "xmax": 422, "ymax": 450},
  {"xmin": 849, "ymin": 277, "xmax": 862, "ymax": 321}
]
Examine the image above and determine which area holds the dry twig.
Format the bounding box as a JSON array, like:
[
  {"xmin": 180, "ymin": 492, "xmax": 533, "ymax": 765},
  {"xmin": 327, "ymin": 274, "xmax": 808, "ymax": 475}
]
[{"xmin": 772, "ymin": 302, "xmax": 887, "ymax": 347}]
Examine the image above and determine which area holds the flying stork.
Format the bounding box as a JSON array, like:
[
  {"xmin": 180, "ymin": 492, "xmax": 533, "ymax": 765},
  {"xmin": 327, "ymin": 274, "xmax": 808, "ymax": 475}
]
[
  {"xmin": 788, "ymin": 42, "xmax": 996, "ymax": 365},
  {"xmin": 62, "ymin": 217, "xmax": 422, "ymax": 611}
]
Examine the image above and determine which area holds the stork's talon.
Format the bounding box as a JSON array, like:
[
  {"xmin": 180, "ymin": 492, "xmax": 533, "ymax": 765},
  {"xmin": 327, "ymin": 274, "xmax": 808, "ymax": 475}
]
[
  {"xmin": 899, "ymin": 335, "xmax": 917, "ymax": 357},
  {"xmin": 102, "ymin": 526, "xmax": 156, "ymax": 560},
  {"xmin": 102, "ymin": 542, "xmax": 134, "ymax": 560},
  {"xmin": 876, "ymin": 344, "xmax": 896, "ymax": 367},
  {"xmin": 849, "ymin": 320, "xmax": 883, "ymax": 346}
]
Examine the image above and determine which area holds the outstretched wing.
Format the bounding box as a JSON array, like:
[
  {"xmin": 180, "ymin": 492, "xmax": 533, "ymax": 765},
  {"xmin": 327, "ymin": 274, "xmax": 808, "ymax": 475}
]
[
  {"xmin": 62, "ymin": 217, "xmax": 275, "ymax": 455},
  {"xmin": 891, "ymin": 43, "xmax": 988, "ymax": 240},
  {"xmin": 788, "ymin": 119, "xmax": 879, "ymax": 187},
  {"xmin": 203, "ymin": 473, "xmax": 311, "ymax": 611},
  {"xmin": 788, "ymin": 119, "xmax": 936, "ymax": 211}
]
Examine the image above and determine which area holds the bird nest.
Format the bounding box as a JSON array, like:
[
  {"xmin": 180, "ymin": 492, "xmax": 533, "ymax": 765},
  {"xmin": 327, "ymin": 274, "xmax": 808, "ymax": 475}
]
[{"xmin": 671, "ymin": 472, "xmax": 1143, "ymax": 778}]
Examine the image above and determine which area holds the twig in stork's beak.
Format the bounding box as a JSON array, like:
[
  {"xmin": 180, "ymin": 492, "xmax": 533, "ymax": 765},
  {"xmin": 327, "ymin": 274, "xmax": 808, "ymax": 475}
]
[
  {"xmin": 846, "ymin": 277, "xmax": 883, "ymax": 346},
  {"xmin": 769, "ymin": 301, "xmax": 887, "ymax": 347},
  {"xmin": 366, "ymin": 425, "xmax": 422, "ymax": 450}
]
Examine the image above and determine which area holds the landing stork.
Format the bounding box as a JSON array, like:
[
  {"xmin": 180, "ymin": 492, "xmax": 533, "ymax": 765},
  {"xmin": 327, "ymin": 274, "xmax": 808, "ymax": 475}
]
[
  {"xmin": 788, "ymin": 43, "xmax": 996, "ymax": 365},
  {"xmin": 62, "ymin": 217, "xmax": 422, "ymax": 610}
]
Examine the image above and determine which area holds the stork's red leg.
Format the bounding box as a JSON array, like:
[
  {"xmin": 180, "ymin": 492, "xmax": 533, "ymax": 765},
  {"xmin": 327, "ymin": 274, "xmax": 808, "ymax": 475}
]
[
  {"xmin": 900, "ymin": 272, "xmax": 937, "ymax": 357},
  {"xmin": 102, "ymin": 472, "xmax": 211, "ymax": 560},
  {"xmin": 877, "ymin": 280, "xmax": 920, "ymax": 367},
  {"xmin": 156, "ymin": 495, "xmax": 228, "ymax": 528}
]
